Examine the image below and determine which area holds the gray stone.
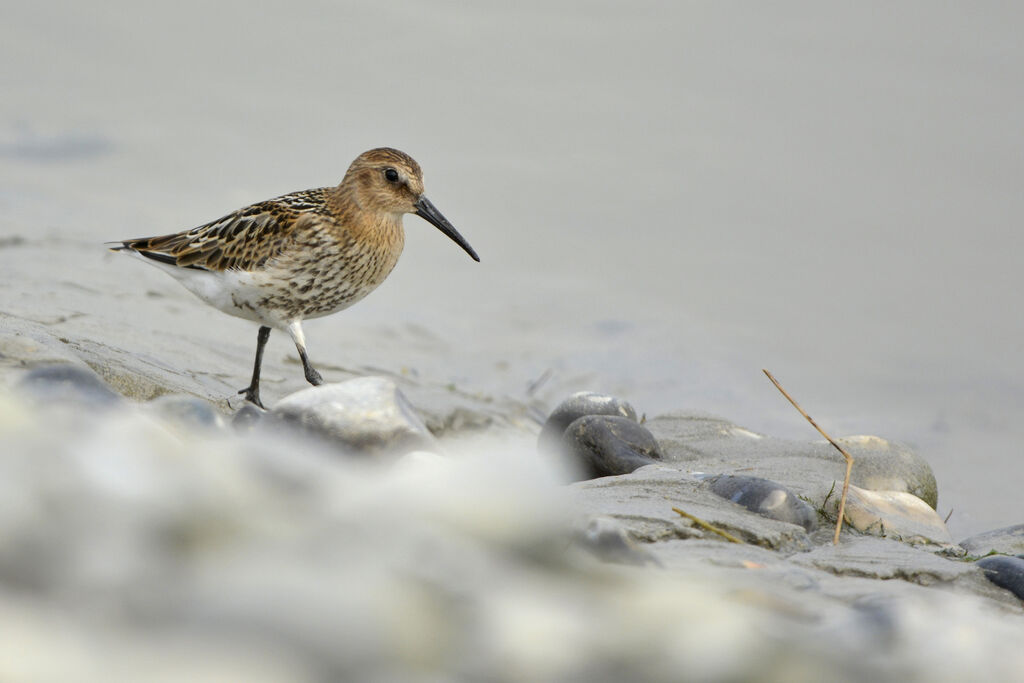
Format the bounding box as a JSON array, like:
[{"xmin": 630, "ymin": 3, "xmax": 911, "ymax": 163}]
[
  {"xmin": 271, "ymin": 376, "xmax": 438, "ymax": 456},
  {"xmin": 538, "ymin": 391, "xmax": 638, "ymax": 455},
  {"xmin": 561, "ymin": 415, "xmax": 662, "ymax": 479},
  {"xmin": 16, "ymin": 364, "xmax": 123, "ymax": 408},
  {"xmin": 573, "ymin": 517, "xmax": 660, "ymax": 566},
  {"xmin": 147, "ymin": 394, "xmax": 225, "ymax": 430},
  {"xmin": 959, "ymin": 524, "xmax": 1024, "ymax": 557},
  {"xmin": 976, "ymin": 556, "xmax": 1024, "ymax": 600},
  {"xmin": 390, "ymin": 450, "xmax": 449, "ymax": 473},
  {"xmin": 706, "ymin": 475, "xmax": 818, "ymax": 532},
  {"xmin": 646, "ymin": 413, "xmax": 938, "ymax": 510},
  {"xmin": 231, "ymin": 402, "xmax": 266, "ymax": 431}
]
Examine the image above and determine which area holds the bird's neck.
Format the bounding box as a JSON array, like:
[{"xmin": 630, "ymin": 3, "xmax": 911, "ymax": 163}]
[
  {"xmin": 325, "ymin": 184, "xmax": 405, "ymax": 248},
  {"xmin": 326, "ymin": 183, "xmax": 358, "ymax": 215}
]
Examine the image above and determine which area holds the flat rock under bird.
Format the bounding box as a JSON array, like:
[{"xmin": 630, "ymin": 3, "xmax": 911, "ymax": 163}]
[{"xmin": 111, "ymin": 147, "xmax": 479, "ymax": 408}]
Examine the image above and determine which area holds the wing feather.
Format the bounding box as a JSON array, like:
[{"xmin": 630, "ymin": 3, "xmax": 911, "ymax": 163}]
[{"xmin": 113, "ymin": 189, "xmax": 328, "ymax": 272}]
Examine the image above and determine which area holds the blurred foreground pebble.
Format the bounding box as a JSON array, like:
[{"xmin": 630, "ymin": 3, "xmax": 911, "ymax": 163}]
[
  {"xmin": 0, "ymin": 373, "xmax": 1023, "ymax": 681},
  {"xmin": 17, "ymin": 363, "xmax": 123, "ymax": 408}
]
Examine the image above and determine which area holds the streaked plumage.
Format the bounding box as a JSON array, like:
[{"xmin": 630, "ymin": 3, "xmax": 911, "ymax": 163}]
[{"xmin": 111, "ymin": 147, "xmax": 479, "ymax": 408}]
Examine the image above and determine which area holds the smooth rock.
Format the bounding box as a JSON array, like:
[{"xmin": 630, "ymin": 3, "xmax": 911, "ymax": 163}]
[
  {"xmin": 839, "ymin": 485, "xmax": 952, "ymax": 545},
  {"xmin": 271, "ymin": 376, "xmax": 437, "ymax": 456},
  {"xmin": 538, "ymin": 392, "xmax": 638, "ymax": 455},
  {"xmin": 838, "ymin": 435, "xmax": 938, "ymax": 509},
  {"xmin": 561, "ymin": 415, "xmax": 661, "ymax": 479},
  {"xmin": 976, "ymin": 556, "xmax": 1024, "ymax": 600},
  {"xmin": 706, "ymin": 475, "xmax": 818, "ymax": 532},
  {"xmin": 574, "ymin": 516, "xmax": 660, "ymax": 566},
  {"xmin": 646, "ymin": 413, "xmax": 938, "ymax": 510},
  {"xmin": 16, "ymin": 364, "xmax": 123, "ymax": 407},
  {"xmin": 959, "ymin": 524, "xmax": 1024, "ymax": 557},
  {"xmin": 231, "ymin": 402, "xmax": 266, "ymax": 431},
  {"xmin": 390, "ymin": 450, "xmax": 450, "ymax": 474},
  {"xmin": 147, "ymin": 394, "xmax": 224, "ymax": 430}
]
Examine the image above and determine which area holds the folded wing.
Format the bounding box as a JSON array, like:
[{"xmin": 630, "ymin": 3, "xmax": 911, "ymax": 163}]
[{"xmin": 112, "ymin": 190, "xmax": 326, "ymax": 272}]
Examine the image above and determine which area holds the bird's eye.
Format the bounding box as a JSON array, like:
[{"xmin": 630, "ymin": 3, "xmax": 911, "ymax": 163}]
[{"xmin": 384, "ymin": 168, "xmax": 399, "ymax": 182}]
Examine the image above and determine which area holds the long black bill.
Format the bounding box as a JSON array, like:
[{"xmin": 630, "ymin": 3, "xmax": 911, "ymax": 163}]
[{"xmin": 414, "ymin": 196, "xmax": 480, "ymax": 262}]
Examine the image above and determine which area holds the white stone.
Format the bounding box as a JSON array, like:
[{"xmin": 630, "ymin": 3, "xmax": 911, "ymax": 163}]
[{"xmin": 272, "ymin": 376, "xmax": 438, "ymax": 456}]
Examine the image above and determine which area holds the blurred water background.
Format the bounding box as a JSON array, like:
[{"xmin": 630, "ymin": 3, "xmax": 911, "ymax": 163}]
[{"xmin": 2, "ymin": 2, "xmax": 1022, "ymax": 538}]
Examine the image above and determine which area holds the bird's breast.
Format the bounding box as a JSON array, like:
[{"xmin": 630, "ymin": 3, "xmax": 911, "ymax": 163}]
[{"xmin": 256, "ymin": 218, "xmax": 405, "ymax": 320}]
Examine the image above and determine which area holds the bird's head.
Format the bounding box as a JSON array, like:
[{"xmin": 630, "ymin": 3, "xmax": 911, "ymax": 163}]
[{"xmin": 342, "ymin": 147, "xmax": 479, "ymax": 262}]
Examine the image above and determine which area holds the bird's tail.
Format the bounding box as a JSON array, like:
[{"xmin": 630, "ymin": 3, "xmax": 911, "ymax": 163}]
[{"xmin": 106, "ymin": 239, "xmax": 183, "ymax": 266}]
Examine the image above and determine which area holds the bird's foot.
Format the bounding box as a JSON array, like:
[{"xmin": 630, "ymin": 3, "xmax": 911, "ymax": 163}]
[
  {"xmin": 238, "ymin": 385, "xmax": 265, "ymax": 409},
  {"xmin": 305, "ymin": 367, "xmax": 324, "ymax": 386}
]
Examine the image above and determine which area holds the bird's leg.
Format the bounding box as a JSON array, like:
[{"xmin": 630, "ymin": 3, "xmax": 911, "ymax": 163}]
[
  {"xmin": 238, "ymin": 325, "xmax": 272, "ymax": 408},
  {"xmin": 287, "ymin": 320, "xmax": 324, "ymax": 386}
]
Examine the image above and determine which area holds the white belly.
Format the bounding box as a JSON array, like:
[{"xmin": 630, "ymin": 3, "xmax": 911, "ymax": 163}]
[{"xmin": 124, "ymin": 232, "xmax": 402, "ymax": 330}]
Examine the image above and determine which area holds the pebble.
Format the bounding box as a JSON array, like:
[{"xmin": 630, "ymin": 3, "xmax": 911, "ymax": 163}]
[
  {"xmin": 975, "ymin": 555, "xmax": 1024, "ymax": 601},
  {"xmin": 231, "ymin": 402, "xmax": 266, "ymax": 431},
  {"xmin": 561, "ymin": 415, "xmax": 662, "ymax": 479},
  {"xmin": 837, "ymin": 435, "xmax": 938, "ymax": 509},
  {"xmin": 147, "ymin": 394, "xmax": 224, "ymax": 430},
  {"xmin": 271, "ymin": 376, "xmax": 438, "ymax": 456},
  {"xmin": 390, "ymin": 450, "xmax": 450, "ymax": 474},
  {"xmin": 706, "ymin": 475, "xmax": 818, "ymax": 532},
  {"xmin": 574, "ymin": 516, "xmax": 660, "ymax": 566},
  {"xmin": 839, "ymin": 485, "xmax": 951, "ymax": 545},
  {"xmin": 538, "ymin": 392, "xmax": 638, "ymax": 455},
  {"xmin": 16, "ymin": 364, "xmax": 123, "ymax": 408}
]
